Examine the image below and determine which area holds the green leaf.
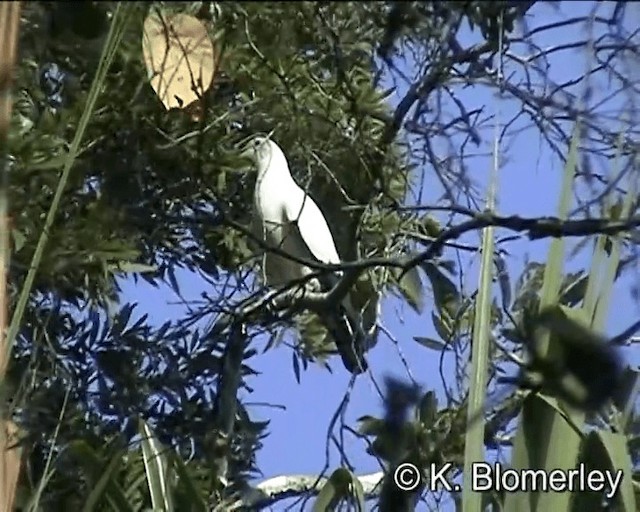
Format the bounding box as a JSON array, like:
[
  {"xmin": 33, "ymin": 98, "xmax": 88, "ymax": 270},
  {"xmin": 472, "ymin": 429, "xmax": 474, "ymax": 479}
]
[
  {"xmin": 512, "ymin": 262, "xmax": 545, "ymax": 312},
  {"xmin": 292, "ymin": 350, "xmax": 301, "ymax": 384},
  {"xmin": 357, "ymin": 415, "xmax": 384, "ymax": 436},
  {"xmin": 418, "ymin": 391, "xmax": 438, "ymax": 426},
  {"xmin": 504, "ymin": 394, "xmax": 580, "ymax": 512},
  {"xmin": 111, "ymin": 262, "xmax": 158, "ymax": 274},
  {"xmin": 27, "ymin": 152, "xmax": 70, "ymax": 171},
  {"xmin": 413, "ymin": 336, "xmax": 451, "ymax": 352},
  {"xmin": 595, "ymin": 431, "xmax": 636, "ymax": 511},
  {"xmin": 431, "ymin": 311, "xmax": 453, "ymax": 341},
  {"xmin": 351, "ymin": 473, "xmax": 366, "ymax": 512},
  {"xmin": 614, "ymin": 367, "xmax": 640, "ymax": 426},
  {"xmin": 574, "ymin": 430, "xmax": 636, "ymax": 512},
  {"xmin": 463, "ymin": 169, "xmax": 495, "ymax": 512},
  {"xmin": 82, "ymin": 451, "xmax": 128, "ymax": 512},
  {"xmin": 139, "ymin": 419, "xmax": 174, "ymax": 512},
  {"xmin": 506, "ymin": 123, "xmax": 582, "ymax": 512},
  {"xmin": 217, "ymin": 171, "xmax": 227, "ymax": 194},
  {"xmin": 312, "ymin": 468, "xmax": 352, "ymax": 512},
  {"xmin": 607, "ymin": 198, "xmax": 624, "ymax": 221},
  {"xmin": 421, "ymin": 261, "xmax": 460, "ymax": 318},
  {"xmin": 171, "ymin": 453, "xmax": 207, "ymax": 512},
  {"xmin": 393, "ymin": 265, "xmax": 424, "ymax": 313},
  {"xmin": 11, "ymin": 229, "xmax": 25, "ymax": 253},
  {"xmin": 4, "ymin": 2, "xmax": 136, "ymax": 370},
  {"xmin": 68, "ymin": 441, "xmax": 133, "ymax": 512},
  {"xmin": 421, "ymin": 216, "xmax": 442, "ymax": 238}
]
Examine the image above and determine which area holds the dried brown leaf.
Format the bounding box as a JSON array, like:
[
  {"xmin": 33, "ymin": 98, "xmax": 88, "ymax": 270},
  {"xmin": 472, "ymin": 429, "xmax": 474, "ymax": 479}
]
[{"xmin": 142, "ymin": 12, "xmax": 215, "ymax": 110}]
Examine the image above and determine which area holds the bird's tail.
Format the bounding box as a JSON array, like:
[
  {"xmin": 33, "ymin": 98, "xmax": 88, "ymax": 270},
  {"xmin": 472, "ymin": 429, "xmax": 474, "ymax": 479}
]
[
  {"xmin": 316, "ymin": 272, "xmax": 369, "ymax": 374},
  {"xmin": 320, "ymin": 300, "xmax": 368, "ymax": 374}
]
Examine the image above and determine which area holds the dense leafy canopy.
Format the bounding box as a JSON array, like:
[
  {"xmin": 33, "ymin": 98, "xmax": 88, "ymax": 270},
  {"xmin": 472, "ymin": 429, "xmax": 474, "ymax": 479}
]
[{"xmin": 3, "ymin": 1, "xmax": 638, "ymax": 510}]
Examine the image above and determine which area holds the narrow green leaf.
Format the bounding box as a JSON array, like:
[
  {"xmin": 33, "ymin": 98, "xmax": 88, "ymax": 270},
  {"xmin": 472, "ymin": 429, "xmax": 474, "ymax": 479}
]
[
  {"xmin": 591, "ymin": 431, "xmax": 636, "ymax": 511},
  {"xmin": 506, "ymin": 123, "xmax": 582, "ymax": 512},
  {"xmin": 67, "ymin": 441, "xmax": 133, "ymax": 512},
  {"xmin": 352, "ymin": 475, "xmax": 366, "ymax": 512},
  {"xmin": 413, "ymin": 336, "xmax": 451, "ymax": 352},
  {"xmin": 313, "ymin": 478, "xmax": 338, "ymax": 512},
  {"xmin": 112, "ymin": 262, "xmax": 158, "ymax": 274},
  {"xmin": 431, "ymin": 311, "xmax": 453, "ymax": 341},
  {"xmin": 503, "ymin": 394, "xmax": 568, "ymax": 512},
  {"xmin": 139, "ymin": 419, "xmax": 174, "ymax": 512},
  {"xmin": 27, "ymin": 152, "xmax": 70, "ymax": 171},
  {"xmin": 171, "ymin": 453, "xmax": 208, "ymax": 512},
  {"xmin": 615, "ymin": 367, "xmax": 640, "ymax": 428},
  {"xmin": 463, "ymin": 210, "xmax": 494, "ymax": 512},
  {"xmin": 82, "ymin": 451, "xmax": 128, "ymax": 512},
  {"xmin": 313, "ymin": 468, "xmax": 352, "ymax": 512},
  {"xmin": 573, "ymin": 430, "xmax": 636, "ymax": 512}
]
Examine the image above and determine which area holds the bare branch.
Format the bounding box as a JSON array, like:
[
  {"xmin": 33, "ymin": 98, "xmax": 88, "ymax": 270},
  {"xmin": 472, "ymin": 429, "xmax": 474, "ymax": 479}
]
[{"xmin": 231, "ymin": 472, "xmax": 384, "ymax": 510}]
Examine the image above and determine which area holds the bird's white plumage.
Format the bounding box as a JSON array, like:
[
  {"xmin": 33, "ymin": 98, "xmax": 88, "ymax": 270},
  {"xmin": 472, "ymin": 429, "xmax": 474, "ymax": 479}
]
[
  {"xmin": 244, "ymin": 135, "xmax": 367, "ymax": 374},
  {"xmin": 250, "ymin": 137, "xmax": 341, "ymax": 286}
]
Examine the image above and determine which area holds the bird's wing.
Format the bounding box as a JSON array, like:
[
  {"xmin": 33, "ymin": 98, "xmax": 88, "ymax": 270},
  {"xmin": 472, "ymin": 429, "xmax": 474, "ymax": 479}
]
[
  {"xmin": 260, "ymin": 218, "xmax": 315, "ymax": 287},
  {"xmin": 252, "ymin": 161, "xmax": 319, "ymax": 287},
  {"xmin": 283, "ymin": 187, "xmax": 368, "ymax": 374},
  {"xmin": 283, "ymin": 188, "xmax": 341, "ymax": 265}
]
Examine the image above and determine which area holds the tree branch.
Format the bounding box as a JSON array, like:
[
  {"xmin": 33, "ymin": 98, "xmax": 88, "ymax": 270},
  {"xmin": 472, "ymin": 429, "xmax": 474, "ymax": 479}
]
[
  {"xmin": 232, "ymin": 471, "xmax": 384, "ymax": 510},
  {"xmin": 402, "ymin": 213, "xmax": 640, "ymax": 276},
  {"xmin": 211, "ymin": 324, "xmax": 248, "ymax": 487},
  {"xmin": 208, "ymin": 212, "xmax": 639, "ymax": 335}
]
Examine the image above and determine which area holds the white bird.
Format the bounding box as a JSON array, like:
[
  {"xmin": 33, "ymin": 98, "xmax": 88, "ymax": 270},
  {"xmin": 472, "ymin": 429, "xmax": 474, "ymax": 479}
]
[{"xmin": 242, "ymin": 135, "xmax": 368, "ymax": 374}]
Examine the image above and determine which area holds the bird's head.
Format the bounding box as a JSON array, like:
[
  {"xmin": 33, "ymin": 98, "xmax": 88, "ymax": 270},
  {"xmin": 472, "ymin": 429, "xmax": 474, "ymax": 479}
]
[{"xmin": 238, "ymin": 133, "xmax": 279, "ymax": 168}]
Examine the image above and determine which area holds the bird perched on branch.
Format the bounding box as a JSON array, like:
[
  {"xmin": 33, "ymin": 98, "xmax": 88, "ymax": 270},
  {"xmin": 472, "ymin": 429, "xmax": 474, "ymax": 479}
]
[{"xmin": 240, "ymin": 134, "xmax": 368, "ymax": 374}]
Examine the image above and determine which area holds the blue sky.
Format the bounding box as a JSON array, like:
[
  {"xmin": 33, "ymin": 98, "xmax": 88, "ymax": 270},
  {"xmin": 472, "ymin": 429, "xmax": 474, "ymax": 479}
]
[{"xmin": 119, "ymin": 3, "xmax": 639, "ymax": 510}]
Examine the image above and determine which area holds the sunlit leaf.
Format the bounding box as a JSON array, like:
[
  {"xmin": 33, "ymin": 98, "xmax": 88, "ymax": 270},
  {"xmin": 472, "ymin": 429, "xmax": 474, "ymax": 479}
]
[
  {"xmin": 111, "ymin": 262, "xmax": 158, "ymax": 274},
  {"xmin": 313, "ymin": 468, "xmax": 353, "ymax": 512},
  {"xmin": 139, "ymin": 419, "xmax": 174, "ymax": 511}
]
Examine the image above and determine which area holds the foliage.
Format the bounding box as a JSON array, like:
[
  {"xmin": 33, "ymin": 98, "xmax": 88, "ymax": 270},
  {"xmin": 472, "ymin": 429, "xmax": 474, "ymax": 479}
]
[{"xmin": 2, "ymin": 1, "xmax": 639, "ymax": 510}]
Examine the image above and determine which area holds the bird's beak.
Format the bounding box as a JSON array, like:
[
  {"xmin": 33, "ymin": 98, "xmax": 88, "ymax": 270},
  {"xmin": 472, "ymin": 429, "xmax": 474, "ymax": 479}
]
[
  {"xmin": 238, "ymin": 146, "xmax": 251, "ymax": 160},
  {"xmin": 235, "ymin": 136, "xmax": 254, "ymax": 163}
]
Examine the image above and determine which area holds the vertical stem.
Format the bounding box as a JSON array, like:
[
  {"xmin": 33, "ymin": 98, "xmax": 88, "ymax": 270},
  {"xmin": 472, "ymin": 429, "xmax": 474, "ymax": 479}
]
[
  {"xmin": 0, "ymin": 3, "xmax": 23, "ymax": 511},
  {"xmin": 462, "ymin": 12, "xmax": 503, "ymax": 512},
  {"xmin": 0, "ymin": 1, "xmax": 21, "ymax": 376}
]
